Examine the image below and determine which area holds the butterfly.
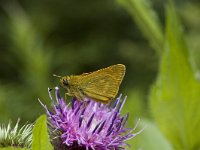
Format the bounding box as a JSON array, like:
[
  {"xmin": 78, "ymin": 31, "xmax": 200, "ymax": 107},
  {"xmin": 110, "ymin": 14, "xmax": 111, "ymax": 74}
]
[{"xmin": 56, "ymin": 64, "xmax": 125, "ymax": 103}]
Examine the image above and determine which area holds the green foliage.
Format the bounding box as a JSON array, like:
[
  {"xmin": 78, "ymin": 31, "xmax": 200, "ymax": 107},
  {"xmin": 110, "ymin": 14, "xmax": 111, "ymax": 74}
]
[
  {"xmin": 32, "ymin": 115, "xmax": 53, "ymax": 150},
  {"xmin": 117, "ymin": 0, "xmax": 164, "ymax": 55},
  {"xmin": 150, "ymin": 3, "xmax": 200, "ymax": 150},
  {"xmin": 118, "ymin": 0, "xmax": 200, "ymax": 149},
  {"xmin": 0, "ymin": 2, "xmax": 52, "ymax": 122},
  {"xmin": 129, "ymin": 119, "xmax": 173, "ymax": 150},
  {"xmin": 0, "ymin": 147, "xmax": 27, "ymax": 150},
  {"xmin": 124, "ymin": 88, "xmax": 147, "ymax": 117},
  {"xmin": 180, "ymin": 3, "xmax": 200, "ymax": 77}
]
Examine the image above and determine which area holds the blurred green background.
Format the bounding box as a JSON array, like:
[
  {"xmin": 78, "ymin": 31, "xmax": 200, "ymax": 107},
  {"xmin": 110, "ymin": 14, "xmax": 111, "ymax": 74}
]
[{"xmin": 0, "ymin": 0, "xmax": 200, "ymax": 149}]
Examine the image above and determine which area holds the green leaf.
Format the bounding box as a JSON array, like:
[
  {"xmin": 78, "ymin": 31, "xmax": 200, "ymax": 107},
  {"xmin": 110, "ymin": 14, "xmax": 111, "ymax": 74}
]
[
  {"xmin": 117, "ymin": 0, "xmax": 164, "ymax": 55},
  {"xmin": 150, "ymin": 3, "xmax": 200, "ymax": 150},
  {"xmin": 32, "ymin": 115, "xmax": 53, "ymax": 150}
]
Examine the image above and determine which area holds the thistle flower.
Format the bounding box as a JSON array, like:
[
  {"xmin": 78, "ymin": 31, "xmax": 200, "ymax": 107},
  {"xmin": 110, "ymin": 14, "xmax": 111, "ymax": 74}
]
[
  {"xmin": 39, "ymin": 87, "xmax": 143, "ymax": 150},
  {"xmin": 0, "ymin": 119, "xmax": 32, "ymax": 148}
]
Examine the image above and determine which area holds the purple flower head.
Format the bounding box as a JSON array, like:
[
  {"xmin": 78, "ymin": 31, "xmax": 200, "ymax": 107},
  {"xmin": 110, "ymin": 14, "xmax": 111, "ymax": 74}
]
[{"xmin": 39, "ymin": 87, "xmax": 143, "ymax": 150}]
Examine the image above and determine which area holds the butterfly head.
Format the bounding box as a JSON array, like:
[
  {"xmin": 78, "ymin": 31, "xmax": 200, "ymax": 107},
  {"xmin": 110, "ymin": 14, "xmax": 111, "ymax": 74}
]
[{"xmin": 53, "ymin": 74, "xmax": 70, "ymax": 89}]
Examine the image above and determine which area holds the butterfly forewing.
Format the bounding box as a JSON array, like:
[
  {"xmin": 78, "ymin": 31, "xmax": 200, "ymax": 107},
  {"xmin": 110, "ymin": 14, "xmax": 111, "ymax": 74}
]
[{"xmin": 77, "ymin": 64, "xmax": 126, "ymax": 102}]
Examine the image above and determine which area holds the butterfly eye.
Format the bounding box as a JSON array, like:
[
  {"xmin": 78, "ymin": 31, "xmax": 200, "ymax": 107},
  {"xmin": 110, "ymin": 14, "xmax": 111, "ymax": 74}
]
[{"xmin": 63, "ymin": 79, "xmax": 69, "ymax": 86}]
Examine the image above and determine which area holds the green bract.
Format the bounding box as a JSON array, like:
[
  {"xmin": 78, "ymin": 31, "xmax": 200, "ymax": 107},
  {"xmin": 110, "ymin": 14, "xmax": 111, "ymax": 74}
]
[{"xmin": 0, "ymin": 120, "xmax": 32, "ymax": 149}]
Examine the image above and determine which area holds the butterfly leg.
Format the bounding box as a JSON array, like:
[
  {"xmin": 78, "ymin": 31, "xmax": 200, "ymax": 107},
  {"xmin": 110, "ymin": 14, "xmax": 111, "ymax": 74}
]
[
  {"xmin": 77, "ymin": 90, "xmax": 88, "ymax": 107},
  {"xmin": 65, "ymin": 92, "xmax": 72, "ymax": 100},
  {"xmin": 65, "ymin": 93, "xmax": 68, "ymax": 100},
  {"xmin": 72, "ymin": 92, "xmax": 82, "ymax": 102}
]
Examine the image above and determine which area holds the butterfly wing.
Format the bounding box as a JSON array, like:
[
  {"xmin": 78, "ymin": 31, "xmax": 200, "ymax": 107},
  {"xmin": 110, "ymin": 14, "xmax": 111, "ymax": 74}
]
[{"xmin": 77, "ymin": 64, "xmax": 126, "ymax": 103}]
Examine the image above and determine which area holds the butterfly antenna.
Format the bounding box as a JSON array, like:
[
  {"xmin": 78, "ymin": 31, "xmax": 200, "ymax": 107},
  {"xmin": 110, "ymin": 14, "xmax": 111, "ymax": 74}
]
[{"xmin": 53, "ymin": 74, "xmax": 62, "ymax": 78}]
